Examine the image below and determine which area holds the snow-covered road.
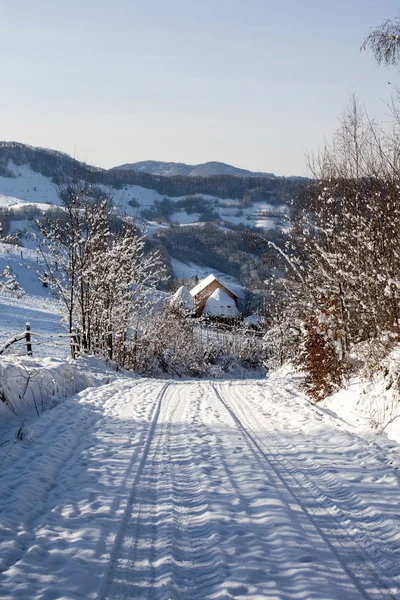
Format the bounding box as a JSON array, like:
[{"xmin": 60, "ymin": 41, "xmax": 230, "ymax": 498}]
[{"xmin": 1, "ymin": 376, "xmax": 400, "ymax": 599}]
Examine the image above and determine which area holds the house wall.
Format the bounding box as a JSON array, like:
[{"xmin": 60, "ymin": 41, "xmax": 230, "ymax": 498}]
[{"xmin": 193, "ymin": 281, "xmax": 238, "ymax": 316}]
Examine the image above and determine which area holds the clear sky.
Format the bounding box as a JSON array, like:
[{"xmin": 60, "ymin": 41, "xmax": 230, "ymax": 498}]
[{"xmin": 1, "ymin": 0, "xmax": 399, "ymax": 175}]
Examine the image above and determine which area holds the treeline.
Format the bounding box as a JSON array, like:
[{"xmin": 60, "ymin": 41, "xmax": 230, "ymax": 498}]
[
  {"xmin": 0, "ymin": 142, "xmax": 99, "ymax": 182},
  {"xmin": 0, "ymin": 142, "xmax": 305, "ymax": 204},
  {"xmin": 156, "ymin": 222, "xmax": 283, "ymax": 285},
  {"xmin": 101, "ymin": 167, "xmax": 304, "ymax": 203}
]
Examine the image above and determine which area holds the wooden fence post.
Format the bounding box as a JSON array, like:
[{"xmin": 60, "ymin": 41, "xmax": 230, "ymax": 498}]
[{"xmin": 25, "ymin": 322, "xmax": 32, "ymax": 356}]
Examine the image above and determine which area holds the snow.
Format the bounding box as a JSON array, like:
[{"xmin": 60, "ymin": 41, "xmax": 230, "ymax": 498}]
[
  {"xmin": 204, "ymin": 287, "xmax": 240, "ymax": 318},
  {"xmin": 244, "ymin": 314, "xmax": 264, "ymax": 328},
  {"xmin": 0, "ymin": 242, "xmax": 68, "ymax": 358},
  {"xmin": 0, "ymin": 355, "xmax": 109, "ymax": 428},
  {"xmin": 100, "ymin": 183, "xmax": 167, "ymax": 214},
  {"xmin": 0, "ymin": 195, "xmax": 26, "ymax": 209},
  {"xmin": 1, "ymin": 369, "xmax": 400, "ymax": 598},
  {"xmin": 321, "ymin": 346, "xmax": 400, "ymax": 446},
  {"xmin": 170, "ymin": 258, "xmax": 245, "ymax": 299},
  {"xmin": 190, "ymin": 274, "xmax": 238, "ymax": 302},
  {"xmin": 1, "ymin": 213, "xmax": 400, "ymax": 596},
  {"xmin": 170, "ymin": 257, "xmax": 208, "ymax": 280},
  {"xmin": 0, "ymin": 195, "xmax": 55, "ymax": 214},
  {"xmin": 0, "ymin": 163, "xmax": 60, "ymax": 206},
  {"xmin": 169, "ymin": 285, "xmax": 195, "ymax": 312},
  {"xmin": 169, "ymin": 210, "xmax": 202, "ymax": 224}
]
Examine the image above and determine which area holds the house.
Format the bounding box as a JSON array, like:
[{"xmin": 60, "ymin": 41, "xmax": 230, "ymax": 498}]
[{"xmin": 189, "ymin": 274, "xmax": 239, "ymax": 317}]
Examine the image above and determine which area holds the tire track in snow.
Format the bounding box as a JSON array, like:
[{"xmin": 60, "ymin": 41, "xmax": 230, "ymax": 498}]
[
  {"xmin": 0, "ymin": 378, "xmax": 165, "ymax": 598},
  {"xmin": 266, "ymin": 432, "xmax": 399, "ymax": 572},
  {"xmin": 0, "ymin": 393, "xmax": 103, "ymax": 576},
  {"xmin": 162, "ymin": 384, "xmax": 223, "ymax": 599},
  {"xmin": 234, "ymin": 383, "xmax": 400, "ymax": 577},
  {"xmin": 98, "ymin": 380, "xmax": 171, "ymax": 599},
  {"xmin": 194, "ymin": 381, "xmax": 322, "ymax": 600},
  {"xmin": 212, "ymin": 382, "xmax": 399, "ymax": 600},
  {"xmin": 101, "ymin": 382, "xmax": 223, "ymax": 600},
  {"xmin": 258, "ymin": 378, "xmax": 400, "ymax": 486},
  {"xmin": 196, "ymin": 382, "xmax": 368, "ymax": 598}
]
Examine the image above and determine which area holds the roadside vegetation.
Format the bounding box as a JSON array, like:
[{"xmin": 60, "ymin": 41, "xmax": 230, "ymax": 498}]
[{"xmin": 263, "ymin": 13, "xmax": 400, "ymax": 400}]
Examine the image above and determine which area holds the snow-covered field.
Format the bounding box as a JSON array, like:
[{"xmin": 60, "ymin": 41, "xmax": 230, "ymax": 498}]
[
  {"xmin": 0, "ymin": 243, "xmax": 67, "ymax": 359},
  {"xmin": 1, "ymin": 362, "xmax": 400, "ymax": 598}
]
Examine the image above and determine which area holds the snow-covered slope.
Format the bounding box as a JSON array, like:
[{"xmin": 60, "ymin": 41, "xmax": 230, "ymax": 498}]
[
  {"xmin": 0, "ymin": 242, "xmax": 67, "ymax": 358},
  {"xmin": 0, "ymin": 162, "xmax": 60, "ymax": 206},
  {"xmin": 321, "ymin": 346, "xmax": 400, "ymax": 446},
  {"xmin": 0, "ymin": 160, "xmax": 286, "ymax": 232}
]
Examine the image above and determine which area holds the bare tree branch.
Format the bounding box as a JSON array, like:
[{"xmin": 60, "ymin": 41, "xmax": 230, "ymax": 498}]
[{"xmin": 362, "ymin": 17, "xmax": 400, "ymax": 67}]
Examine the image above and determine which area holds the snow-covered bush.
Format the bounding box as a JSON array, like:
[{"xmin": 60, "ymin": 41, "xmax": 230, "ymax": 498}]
[
  {"xmin": 0, "ymin": 265, "xmax": 24, "ymax": 298},
  {"xmin": 126, "ymin": 305, "xmax": 266, "ymax": 378},
  {"xmin": 265, "ymin": 97, "xmax": 400, "ymax": 399},
  {"xmin": 127, "ymin": 305, "xmax": 207, "ymax": 377},
  {"xmin": 0, "ymin": 355, "xmax": 108, "ymax": 425}
]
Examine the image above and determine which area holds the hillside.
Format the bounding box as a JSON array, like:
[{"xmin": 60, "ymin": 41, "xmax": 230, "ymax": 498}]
[
  {"xmin": 0, "ymin": 142, "xmax": 304, "ymax": 206},
  {"xmin": 0, "ymin": 142, "xmax": 301, "ymax": 287},
  {"xmin": 114, "ymin": 159, "xmax": 276, "ymax": 178}
]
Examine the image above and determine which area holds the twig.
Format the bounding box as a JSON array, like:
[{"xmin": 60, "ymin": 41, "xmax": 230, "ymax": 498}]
[{"xmin": 0, "ymin": 422, "xmax": 24, "ymax": 468}]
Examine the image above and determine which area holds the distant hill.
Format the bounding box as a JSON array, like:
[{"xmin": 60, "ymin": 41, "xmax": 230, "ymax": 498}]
[
  {"xmin": 114, "ymin": 160, "xmax": 276, "ymax": 178},
  {"xmin": 0, "ymin": 142, "xmax": 306, "ymax": 287},
  {"xmin": 0, "ymin": 142, "xmax": 306, "ymax": 204}
]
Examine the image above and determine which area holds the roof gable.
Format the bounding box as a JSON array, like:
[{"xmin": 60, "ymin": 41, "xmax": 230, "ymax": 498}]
[
  {"xmin": 190, "ymin": 273, "xmax": 237, "ymax": 299},
  {"xmin": 190, "ymin": 274, "xmax": 217, "ymax": 297}
]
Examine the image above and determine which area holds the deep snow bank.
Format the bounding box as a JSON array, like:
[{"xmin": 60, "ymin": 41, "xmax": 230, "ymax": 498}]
[
  {"xmin": 0, "ymin": 355, "xmax": 112, "ymax": 429},
  {"xmin": 321, "ymin": 346, "xmax": 400, "ymax": 444}
]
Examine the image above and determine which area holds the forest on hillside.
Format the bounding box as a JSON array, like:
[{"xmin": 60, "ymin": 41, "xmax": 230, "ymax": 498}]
[{"xmin": 0, "ymin": 142, "xmax": 305, "ymax": 204}]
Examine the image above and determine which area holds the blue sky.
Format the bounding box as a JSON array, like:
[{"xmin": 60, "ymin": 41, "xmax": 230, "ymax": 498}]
[{"xmin": 1, "ymin": 0, "xmax": 399, "ymax": 175}]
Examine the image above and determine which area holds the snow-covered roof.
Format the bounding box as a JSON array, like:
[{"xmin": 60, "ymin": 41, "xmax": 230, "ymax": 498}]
[
  {"xmin": 204, "ymin": 288, "xmax": 240, "ymax": 318},
  {"xmin": 190, "ymin": 273, "xmax": 237, "ymax": 298},
  {"xmin": 170, "ymin": 286, "xmax": 195, "ymax": 311},
  {"xmin": 190, "ymin": 274, "xmax": 217, "ymax": 297}
]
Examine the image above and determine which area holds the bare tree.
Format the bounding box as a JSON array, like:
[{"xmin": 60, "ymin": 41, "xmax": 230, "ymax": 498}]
[
  {"xmin": 266, "ymin": 96, "xmax": 400, "ymax": 398},
  {"xmin": 36, "ymin": 181, "xmax": 164, "ymax": 364},
  {"xmin": 362, "ymin": 15, "xmax": 400, "ymax": 68}
]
